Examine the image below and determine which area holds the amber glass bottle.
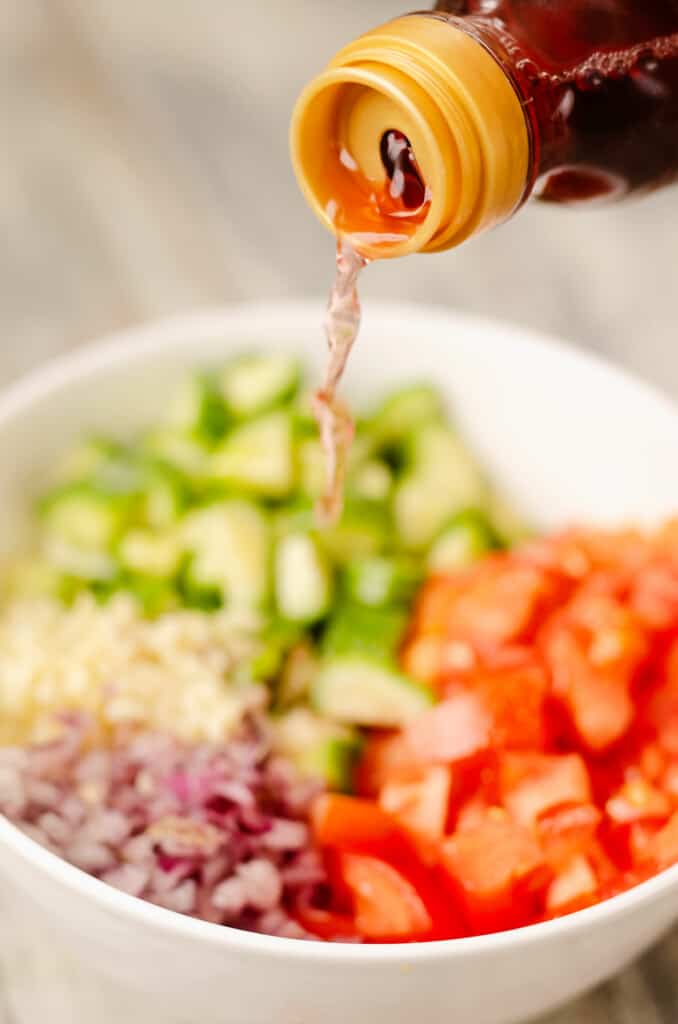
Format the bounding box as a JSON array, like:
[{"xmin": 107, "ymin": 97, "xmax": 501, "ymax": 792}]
[{"xmin": 291, "ymin": 1, "xmax": 678, "ymax": 258}]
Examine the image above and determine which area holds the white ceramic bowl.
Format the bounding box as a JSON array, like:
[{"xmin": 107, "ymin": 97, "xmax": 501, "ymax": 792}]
[{"xmin": 1, "ymin": 301, "xmax": 678, "ymax": 1024}]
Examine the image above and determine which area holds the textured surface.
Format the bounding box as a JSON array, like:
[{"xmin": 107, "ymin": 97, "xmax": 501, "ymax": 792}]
[{"xmin": 1, "ymin": 1, "xmax": 677, "ymax": 1020}]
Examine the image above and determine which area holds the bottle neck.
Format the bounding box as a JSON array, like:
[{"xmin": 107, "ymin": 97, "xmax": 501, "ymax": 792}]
[{"xmin": 290, "ymin": 14, "xmax": 531, "ymax": 259}]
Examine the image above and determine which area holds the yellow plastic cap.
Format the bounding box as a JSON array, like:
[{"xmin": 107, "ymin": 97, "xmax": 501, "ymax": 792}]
[{"xmin": 290, "ymin": 14, "xmax": 531, "ymax": 259}]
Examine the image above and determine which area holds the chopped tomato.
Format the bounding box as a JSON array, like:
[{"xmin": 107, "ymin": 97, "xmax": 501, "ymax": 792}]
[
  {"xmin": 630, "ymin": 562, "xmax": 678, "ymax": 631},
  {"xmin": 463, "ymin": 657, "xmax": 548, "ymax": 750},
  {"xmin": 379, "ymin": 766, "xmax": 452, "ymax": 850},
  {"xmin": 605, "ymin": 779, "xmax": 672, "ymax": 826},
  {"xmin": 338, "ymin": 853, "xmax": 433, "ymax": 941},
  {"xmin": 545, "ymin": 855, "xmax": 598, "ymax": 916},
  {"xmin": 312, "ymin": 795, "xmax": 401, "ymax": 855},
  {"xmin": 293, "ymin": 901, "xmax": 358, "ymax": 941},
  {"xmin": 537, "ymin": 803, "xmax": 602, "ymax": 869},
  {"xmin": 441, "ymin": 812, "xmax": 550, "ymax": 933},
  {"xmin": 541, "ymin": 614, "xmax": 635, "ymax": 751},
  {"xmin": 402, "ymin": 691, "xmax": 491, "ymax": 766},
  {"xmin": 500, "ymin": 752, "xmax": 592, "ymax": 827},
  {"xmin": 647, "ymin": 811, "xmax": 678, "ymax": 869},
  {"xmin": 354, "ymin": 732, "xmax": 421, "ymax": 797}
]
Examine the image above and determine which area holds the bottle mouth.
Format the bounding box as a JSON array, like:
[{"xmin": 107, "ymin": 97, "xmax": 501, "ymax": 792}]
[{"xmin": 290, "ymin": 15, "xmax": 530, "ymax": 259}]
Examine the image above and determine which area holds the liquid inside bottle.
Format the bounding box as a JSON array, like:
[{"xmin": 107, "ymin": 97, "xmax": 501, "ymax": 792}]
[{"xmin": 436, "ymin": 0, "xmax": 678, "ymax": 203}]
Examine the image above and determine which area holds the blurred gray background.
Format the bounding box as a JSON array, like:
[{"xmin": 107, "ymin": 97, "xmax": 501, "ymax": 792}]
[
  {"xmin": 2, "ymin": 1, "xmax": 677, "ymax": 396},
  {"xmin": 1, "ymin": 2, "xmax": 677, "ymax": 1022}
]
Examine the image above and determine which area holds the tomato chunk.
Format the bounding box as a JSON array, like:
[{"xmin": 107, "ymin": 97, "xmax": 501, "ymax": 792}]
[
  {"xmin": 546, "ymin": 855, "xmax": 598, "ymax": 916},
  {"xmin": 312, "ymin": 795, "xmax": 401, "ymax": 854},
  {"xmin": 647, "ymin": 811, "xmax": 678, "ymax": 869},
  {"xmin": 537, "ymin": 803, "xmax": 602, "ymax": 869},
  {"xmin": 441, "ymin": 813, "xmax": 550, "ymax": 933},
  {"xmin": 500, "ymin": 753, "xmax": 592, "ymax": 827},
  {"xmin": 541, "ymin": 615, "xmax": 635, "ymax": 751},
  {"xmin": 606, "ymin": 779, "xmax": 672, "ymax": 826},
  {"xmin": 338, "ymin": 853, "xmax": 433, "ymax": 941},
  {"xmin": 402, "ymin": 692, "xmax": 491, "ymax": 766},
  {"xmin": 379, "ymin": 766, "xmax": 452, "ymax": 847}
]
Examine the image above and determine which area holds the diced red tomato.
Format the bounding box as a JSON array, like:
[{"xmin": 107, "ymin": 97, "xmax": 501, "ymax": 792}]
[
  {"xmin": 537, "ymin": 803, "xmax": 602, "ymax": 869},
  {"xmin": 312, "ymin": 795, "xmax": 401, "ymax": 855},
  {"xmin": 402, "ymin": 692, "xmax": 491, "ymax": 766},
  {"xmin": 606, "ymin": 779, "xmax": 672, "ymax": 826},
  {"xmin": 338, "ymin": 853, "xmax": 433, "ymax": 941},
  {"xmin": 545, "ymin": 855, "xmax": 598, "ymax": 916},
  {"xmin": 379, "ymin": 766, "xmax": 452, "ymax": 851},
  {"xmin": 500, "ymin": 753, "xmax": 591, "ymax": 827},
  {"xmin": 647, "ymin": 811, "xmax": 678, "ymax": 869},
  {"xmin": 541, "ymin": 614, "xmax": 635, "ymax": 751},
  {"xmin": 441, "ymin": 812, "xmax": 550, "ymax": 933},
  {"xmin": 354, "ymin": 732, "xmax": 422, "ymax": 797},
  {"xmin": 293, "ymin": 901, "xmax": 358, "ymax": 941},
  {"xmin": 630, "ymin": 562, "xmax": 678, "ymax": 631}
]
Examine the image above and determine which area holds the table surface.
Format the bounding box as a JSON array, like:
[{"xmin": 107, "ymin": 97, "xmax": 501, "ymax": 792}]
[{"xmin": 1, "ymin": 2, "xmax": 677, "ymax": 1021}]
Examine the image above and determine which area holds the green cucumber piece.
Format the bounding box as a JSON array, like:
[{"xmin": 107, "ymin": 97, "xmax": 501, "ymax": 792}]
[
  {"xmin": 118, "ymin": 528, "xmax": 183, "ymax": 578},
  {"xmin": 349, "ymin": 459, "xmax": 393, "ymax": 503},
  {"xmin": 343, "ymin": 556, "xmax": 422, "ymax": 609},
  {"xmin": 221, "ymin": 354, "xmax": 300, "ymax": 417},
  {"xmin": 274, "ymin": 532, "xmax": 333, "ymax": 624},
  {"xmin": 40, "ymin": 484, "xmax": 134, "ymax": 551},
  {"xmin": 313, "ymin": 656, "xmax": 434, "ymax": 727},
  {"xmin": 275, "ymin": 709, "xmax": 361, "ymax": 791},
  {"xmin": 366, "ymin": 384, "xmax": 444, "ymax": 450},
  {"xmin": 394, "ymin": 424, "xmax": 486, "ymax": 550},
  {"xmin": 322, "ymin": 604, "xmax": 408, "ymax": 662},
  {"xmin": 319, "ymin": 502, "xmax": 390, "ymax": 564},
  {"xmin": 182, "ymin": 499, "xmax": 270, "ymax": 608},
  {"xmin": 210, "ymin": 411, "xmax": 295, "ymax": 498},
  {"xmin": 168, "ymin": 373, "xmax": 229, "ymax": 444},
  {"xmin": 427, "ymin": 508, "xmax": 496, "ymax": 573},
  {"xmin": 53, "ymin": 438, "xmax": 121, "ymax": 485},
  {"xmin": 142, "ymin": 430, "xmax": 210, "ymax": 479}
]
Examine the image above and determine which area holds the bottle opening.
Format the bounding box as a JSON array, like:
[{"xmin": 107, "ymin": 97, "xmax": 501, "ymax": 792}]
[
  {"xmin": 379, "ymin": 130, "xmax": 430, "ymax": 212},
  {"xmin": 290, "ymin": 15, "xmax": 531, "ymax": 258}
]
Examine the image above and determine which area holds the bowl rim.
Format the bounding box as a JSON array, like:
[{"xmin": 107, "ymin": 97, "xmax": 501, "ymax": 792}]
[{"xmin": 2, "ymin": 298, "xmax": 678, "ymax": 963}]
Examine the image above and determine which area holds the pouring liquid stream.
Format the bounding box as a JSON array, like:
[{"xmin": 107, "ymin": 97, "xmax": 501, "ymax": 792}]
[{"xmin": 314, "ymin": 131, "xmax": 429, "ymax": 523}]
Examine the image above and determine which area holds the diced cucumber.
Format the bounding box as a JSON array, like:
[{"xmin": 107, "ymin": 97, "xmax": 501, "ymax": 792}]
[
  {"xmin": 119, "ymin": 575, "xmax": 179, "ymax": 616},
  {"xmin": 366, "ymin": 384, "xmax": 444, "ymax": 450},
  {"xmin": 246, "ymin": 621, "xmax": 304, "ymax": 684},
  {"xmin": 182, "ymin": 500, "xmax": 270, "ymax": 608},
  {"xmin": 274, "ymin": 532, "xmax": 333, "ymax": 624},
  {"xmin": 427, "ymin": 508, "xmax": 496, "ymax": 573},
  {"xmin": 349, "ymin": 459, "xmax": 393, "ymax": 503},
  {"xmin": 313, "ymin": 656, "xmax": 434, "ymax": 727},
  {"xmin": 168, "ymin": 373, "xmax": 229, "ymax": 444},
  {"xmin": 42, "ymin": 538, "xmax": 118, "ymax": 582},
  {"xmin": 487, "ymin": 491, "xmax": 533, "ymax": 547},
  {"xmin": 276, "ymin": 642, "xmax": 320, "ymax": 708},
  {"xmin": 221, "ymin": 354, "xmax": 301, "ymax": 417},
  {"xmin": 40, "ymin": 484, "xmax": 134, "ymax": 551},
  {"xmin": 343, "ymin": 556, "xmax": 422, "ymax": 609},
  {"xmin": 142, "ymin": 473, "xmax": 187, "ymax": 529},
  {"xmin": 319, "ymin": 502, "xmax": 390, "ymax": 564},
  {"xmin": 210, "ymin": 411, "xmax": 295, "ymax": 498},
  {"xmin": 322, "ymin": 604, "xmax": 408, "ymax": 662},
  {"xmin": 275, "ymin": 709, "xmax": 361, "ymax": 791},
  {"xmin": 394, "ymin": 424, "xmax": 486, "ymax": 550},
  {"xmin": 143, "ymin": 429, "xmax": 210, "ymax": 479},
  {"xmin": 291, "ymin": 387, "xmax": 318, "ymax": 436},
  {"xmin": 118, "ymin": 528, "xmax": 183, "ymax": 578}
]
